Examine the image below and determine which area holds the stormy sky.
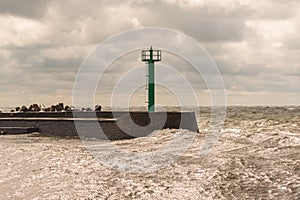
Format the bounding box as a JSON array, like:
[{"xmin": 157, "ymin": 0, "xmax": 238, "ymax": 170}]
[{"xmin": 0, "ymin": 0, "xmax": 299, "ymax": 107}]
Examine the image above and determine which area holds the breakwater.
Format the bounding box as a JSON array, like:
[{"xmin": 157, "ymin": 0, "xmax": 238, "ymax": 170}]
[{"xmin": 0, "ymin": 111, "xmax": 198, "ymax": 140}]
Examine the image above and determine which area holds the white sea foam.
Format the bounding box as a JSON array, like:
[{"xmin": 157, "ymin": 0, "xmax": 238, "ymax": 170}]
[{"xmin": 0, "ymin": 106, "xmax": 299, "ymax": 199}]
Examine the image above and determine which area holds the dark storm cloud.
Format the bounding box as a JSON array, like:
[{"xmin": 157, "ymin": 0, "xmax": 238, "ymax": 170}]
[
  {"xmin": 0, "ymin": 0, "xmax": 300, "ymax": 106},
  {"xmin": 0, "ymin": 0, "xmax": 50, "ymax": 18}
]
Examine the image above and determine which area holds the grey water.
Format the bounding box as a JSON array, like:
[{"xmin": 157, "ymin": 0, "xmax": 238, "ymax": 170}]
[{"xmin": 0, "ymin": 106, "xmax": 299, "ymax": 199}]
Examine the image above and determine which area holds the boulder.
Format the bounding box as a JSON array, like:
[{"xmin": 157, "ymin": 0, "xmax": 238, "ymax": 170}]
[
  {"xmin": 32, "ymin": 104, "xmax": 41, "ymax": 111},
  {"xmin": 59, "ymin": 103, "xmax": 64, "ymax": 110},
  {"xmin": 15, "ymin": 107, "xmax": 20, "ymax": 112},
  {"xmin": 64, "ymin": 106, "xmax": 71, "ymax": 111},
  {"xmin": 95, "ymin": 105, "xmax": 102, "ymax": 111},
  {"xmin": 28, "ymin": 104, "xmax": 40, "ymax": 112},
  {"xmin": 55, "ymin": 104, "xmax": 63, "ymax": 112},
  {"xmin": 28, "ymin": 105, "xmax": 33, "ymax": 111},
  {"xmin": 20, "ymin": 106, "xmax": 28, "ymax": 112},
  {"xmin": 50, "ymin": 105, "xmax": 56, "ymax": 112}
]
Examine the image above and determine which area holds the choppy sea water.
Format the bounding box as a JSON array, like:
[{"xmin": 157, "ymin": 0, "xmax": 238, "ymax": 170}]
[{"xmin": 0, "ymin": 106, "xmax": 299, "ymax": 199}]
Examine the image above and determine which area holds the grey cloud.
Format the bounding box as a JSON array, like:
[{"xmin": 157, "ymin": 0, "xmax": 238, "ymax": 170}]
[
  {"xmin": 215, "ymin": 59, "xmax": 270, "ymax": 76},
  {"xmin": 130, "ymin": 2, "xmax": 251, "ymax": 42},
  {"xmin": 252, "ymin": 0, "xmax": 300, "ymax": 20},
  {"xmin": 0, "ymin": 0, "xmax": 50, "ymax": 18},
  {"xmin": 1, "ymin": 0, "xmax": 300, "ymax": 106},
  {"xmin": 223, "ymin": 73, "xmax": 300, "ymax": 93}
]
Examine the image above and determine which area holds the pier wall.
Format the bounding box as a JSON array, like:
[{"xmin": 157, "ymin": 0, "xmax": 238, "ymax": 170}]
[{"xmin": 0, "ymin": 112, "xmax": 198, "ymax": 140}]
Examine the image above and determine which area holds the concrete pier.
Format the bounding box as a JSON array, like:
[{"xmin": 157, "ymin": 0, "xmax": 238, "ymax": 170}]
[{"xmin": 0, "ymin": 111, "xmax": 198, "ymax": 140}]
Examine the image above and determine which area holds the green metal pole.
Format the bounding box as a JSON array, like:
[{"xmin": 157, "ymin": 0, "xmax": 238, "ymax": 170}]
[{"xmin": 148, "ymin": 48, "xmax": 155, "ymax": 112}]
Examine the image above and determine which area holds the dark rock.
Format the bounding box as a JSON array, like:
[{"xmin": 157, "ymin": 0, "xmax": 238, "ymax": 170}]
[
  {"xmin": 95, "ymin": 105, "xmax": 102, "ymax": 111},
  {"xmin": 10, "ymin": 110, "xmax": 15, "ymax": 113},
  {"xmin": 15, "ymin": 107, "xmax": 20, "ymax": 112},
  {"xmin": 65, "ymin": 106, "xmax": 71, "ymax": 111},
  {"xmin": 86, "ymin": 107, "xmax": 93, "ymax": 111},
  {"xmin": 55, "ymin": 104, "xmax": 63, "ymax": 112},
  {"xmin": 33, "ymin": 104, "xmax": 41, "ymax": 111},
  {"xmin": 59, "ymin": 103, "xmax": 64, "ymax": 110},
  {"xmin": 50, "ymin": 105, "xmax": 56, "ymax": 112},
  {"xmin": 28, "ymin": 104, "xmax": 40, "ymax": 112},
  {"xmin": 20, "ymin": 106, "xmax": 28, "ymax": 112},
  {"xmin": 28, "ymin": 105, "xmax": 33, "ymax": 111}
]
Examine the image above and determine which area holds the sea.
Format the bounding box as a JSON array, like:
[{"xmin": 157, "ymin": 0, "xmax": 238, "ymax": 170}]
[{"xmin": 0, "ymin": 106, "xmax": 299, "ymax": 199}]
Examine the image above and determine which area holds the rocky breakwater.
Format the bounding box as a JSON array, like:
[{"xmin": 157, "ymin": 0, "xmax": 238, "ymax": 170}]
[
  {"xmin": 12, "ymin": 103, "xmax": 72, "ymax": 113},
  {"xmin": 0, "ymin": 103, "xmax": 109, "ymax": 138},
  {"xmin": 10, "ymin": 103, "xmax": 102, "ymax": 113}
]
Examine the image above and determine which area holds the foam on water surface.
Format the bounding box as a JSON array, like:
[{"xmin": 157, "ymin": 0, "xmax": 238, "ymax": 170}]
[{"xmin": 0, "ymin": 106, "xmax": 299, "ymax": 199}]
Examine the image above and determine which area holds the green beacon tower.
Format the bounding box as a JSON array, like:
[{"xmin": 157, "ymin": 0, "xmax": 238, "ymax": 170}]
[{"xmin": 141, "ymin": 47, "xmax": 162, "ymax": 112}]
